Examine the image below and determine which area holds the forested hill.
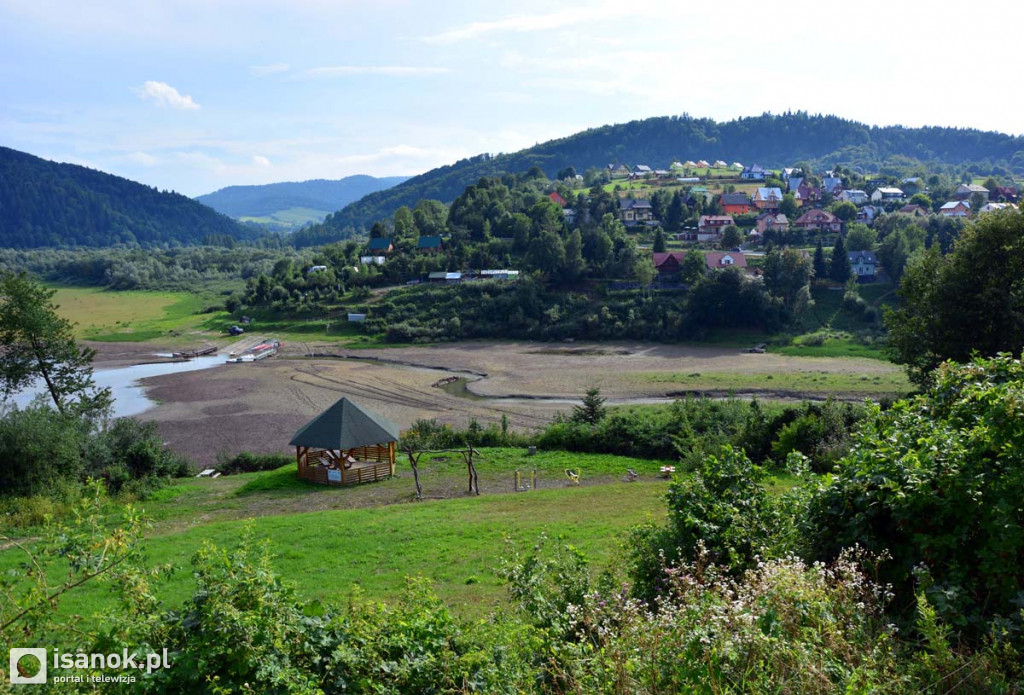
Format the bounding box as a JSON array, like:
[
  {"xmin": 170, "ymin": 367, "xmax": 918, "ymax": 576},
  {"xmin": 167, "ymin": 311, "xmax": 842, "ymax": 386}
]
[
  {"xmin": 314, "ymin": 112, "xmax": 1024, "ymax": 239},
  {"xmin": 196, "ymin": 175, "xmax": 408, "ymax": 219},
  {"xmin": 0, "ymin": 147, "xmax": 259, "ymax": 248}
]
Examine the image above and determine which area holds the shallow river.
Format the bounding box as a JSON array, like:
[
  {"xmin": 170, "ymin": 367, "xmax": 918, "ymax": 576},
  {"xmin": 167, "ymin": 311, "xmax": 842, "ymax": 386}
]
[{"xmin": 8, "ymin": 355, "xmax": 227, "ymax": 418}]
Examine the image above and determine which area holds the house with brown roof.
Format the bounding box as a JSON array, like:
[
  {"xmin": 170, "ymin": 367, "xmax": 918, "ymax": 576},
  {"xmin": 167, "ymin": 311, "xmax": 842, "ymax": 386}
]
[
  {"xmin": 652, "ymin": 251, "xmax": 687, "ymax": 274},
  {"xmin": 548, "ymin": 191, "xmax": 568, "ymax": 207},
  {"xmin": 954, "ymin": 184, "xmax": 989, "ymax": 201},
  {"xmin": 720, "ymin": 192, "xmax": 751, "ymax": 215},
  {"xmin": 755, "ymin": 213, "xmax": 789, "ymax": 234},
  {"xmin": 994, "ymin": 186, "xmax": 1019, "ymax": 202},
  {"xmin": 898, "ymin": 204, "xmax": 929, "ymax": 217},
  {"xmin": 794, "ymin": 182, "xmax": 820, "ymax": 207},
  {"xmin": 697, "ymin": 214, "xmax": 735, "ymax": 241},
  {"xmin": 704, "ymin": 252, "xmax": 747, "ymax": 271},
  {"xmin": 793, "ymin": 209, "xmax": 842, "ymax": 233}
]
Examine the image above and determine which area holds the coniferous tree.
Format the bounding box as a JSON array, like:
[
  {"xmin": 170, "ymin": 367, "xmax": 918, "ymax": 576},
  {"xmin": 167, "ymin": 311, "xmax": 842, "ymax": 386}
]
[
  {"xmin": 813, "ymin": 239, "xmax": 828, "ymax": 281},
  {"xmin": 652, "ymin": 228, "xmax": 667, "ymax": 253},
  {"xmin": 829, "ymin": 234, "xmax": 852, "ymax": 283},
  {"xmin": 572, "ymin": 387, "xmax": 606, "ymax": 425}
]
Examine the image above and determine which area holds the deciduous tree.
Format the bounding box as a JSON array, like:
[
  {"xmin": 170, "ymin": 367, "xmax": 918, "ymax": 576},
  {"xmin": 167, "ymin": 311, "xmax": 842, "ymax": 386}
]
[{"xmin": 0, "ymin": 272, "xmax": 111, "ymax": 416}]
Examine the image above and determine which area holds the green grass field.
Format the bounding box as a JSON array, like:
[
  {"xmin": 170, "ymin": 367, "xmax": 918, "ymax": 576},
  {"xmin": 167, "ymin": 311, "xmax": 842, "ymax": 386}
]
[
  {"xmin": 2, "ymin": 480, "xmax": 671, "ymax": 623},
  {"xmin": 640, "ymin": 368, "xmax": 908, "ymax": 396},
  {"xmin": 239, "ymin": 206, "xmax": 331, "ymax": 227},
  {"xmin": 50, "ymin": 286, "xmax": 227, "ymax": 343}
]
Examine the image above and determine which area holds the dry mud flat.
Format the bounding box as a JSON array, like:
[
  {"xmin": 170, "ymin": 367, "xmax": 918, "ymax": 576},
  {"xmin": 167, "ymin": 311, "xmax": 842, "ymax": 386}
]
[
  {"xmin": 132, "ymin": 340, "xmax": 904, "ymax": 466},
  {"xmin": 296, "ymin": 340, "xmax": 901, "ymax": 399}
]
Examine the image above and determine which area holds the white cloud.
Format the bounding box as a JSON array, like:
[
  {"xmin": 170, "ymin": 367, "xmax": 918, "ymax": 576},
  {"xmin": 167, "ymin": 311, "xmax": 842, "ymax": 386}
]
[
  {"xmin": 300, "ymin": 66, "xmax": 450, "ymax": 78},
  {"xmin": 251, "ymin": 155, "xmax": 271, "ymax": 166},
  {"xmin": 137, "ymin": 81, "xmax": 201, "ymax": 110},
  {"xmin": 250, "ymin": 63, "xmax": 290, "ymax": 77},
  {"xmin": 126, "ymin": 151, "xmax": 158, "ymax": 166},
  {"xmin": 422, "ymin": 6, "xmax": 630, "ymax": 43}
]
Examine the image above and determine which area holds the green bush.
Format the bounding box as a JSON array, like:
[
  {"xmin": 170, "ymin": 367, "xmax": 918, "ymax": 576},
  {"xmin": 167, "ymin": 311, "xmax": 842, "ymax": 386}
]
[
  {"xmin": 628, "ymin": 446, "xmax": 794, "ymax": 601},
  {"xmin": 804, "ymin": 354, "xmax": 1024, "ymax": 638},
  {"xmin": 216, "ymin": 451, "xmax": 294, "ymax": 475}
]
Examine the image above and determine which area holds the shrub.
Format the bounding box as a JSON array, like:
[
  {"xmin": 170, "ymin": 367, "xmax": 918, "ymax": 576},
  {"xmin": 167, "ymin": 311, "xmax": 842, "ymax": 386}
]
[
  {"xmin": 216, "ymin": 451, "xmax": 294, "ymax": 475},
  {"xmin": 628, "ymin": 446, "xmax": 795, "ymax": 601},
  {"xmin": 803, "ymin": 354, "xmax": 1024, "ymax": 639}
]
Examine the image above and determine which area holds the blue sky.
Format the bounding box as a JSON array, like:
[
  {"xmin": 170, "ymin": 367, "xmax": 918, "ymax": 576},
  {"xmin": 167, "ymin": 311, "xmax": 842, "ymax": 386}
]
[{"xmin": 2, "ymin": 0, "xmax": 1022, "ymax": 197}]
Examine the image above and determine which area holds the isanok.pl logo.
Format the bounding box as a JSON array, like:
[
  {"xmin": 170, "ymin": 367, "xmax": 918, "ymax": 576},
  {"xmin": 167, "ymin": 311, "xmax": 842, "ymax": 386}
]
[{"xmin": 9, "ymin": 648, "xmax": 47, "ymax": 685}]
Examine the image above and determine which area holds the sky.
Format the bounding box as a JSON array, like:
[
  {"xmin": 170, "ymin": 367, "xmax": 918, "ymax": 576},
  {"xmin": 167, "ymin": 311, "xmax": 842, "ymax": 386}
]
[{"xmin": 2, "ymin": 0, "xmax": 1023, "ymax": 197}]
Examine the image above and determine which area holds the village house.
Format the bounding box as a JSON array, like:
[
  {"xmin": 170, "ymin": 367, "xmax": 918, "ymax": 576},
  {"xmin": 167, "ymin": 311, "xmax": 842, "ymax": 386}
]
[
  {"xmin": 787, "ymin": 176, "xmax": 804, "ymax": 192},
  {"xmin": 848, "ymin": 250, "xmax": 877, "ymax": 282},
  {"xmin": 720, "ymin": 192, "xmax": 752, "ymax": 215},
  {"xmin": 619, "ymin": 198, "xmax": 656, "ymax": 225},
  {"xmin": 697, "ymin": 214, "xmax": 735, "ymax": 241},
  {"xmin": 822, "ymin": 176, "xmax": 843, "ymax": 195},
  {"xmin": 856, "ymin": 205, "xmax": 883, "ymax": 225},
  {"xmin": 839, "ymin": 189, "xmax": 869, "ymax": 205},
  {"xmin": 755, "ymin": 212, "xmax": 789, "ymax": 234},
  {"xmin": 752, "ymin": 187, "xmax": 783, "ymax": 211},
  {"xmin": 607, "ymin": 163, "xmax": 630, "ymax": 177},
  {"xmin": 741, "ymin": 164, "xmax": 767, "ymax": 180},
  {"xmin": 633, "ymin": 164, "xmax": 653, "ymax": 177},
  {"xmin": 696, "ymin": 160, "xmax": 710, "ymax": 169},
  {"xmin": 793, "ymin": 208, "xmax": 843, "ymax": 233},
  {"xmin": 652, "ymin": 251, "xmax": 686, "ymax": 274},
  {"xmin": 713, "ymin": 160, "xmax": 728, "ymax": 168},
  {"xmin": 548, "ymin": 191, "xmax": 567, "ymax": 207},
  {"xmin": 898, "ymin": 204, "xmax": 930, "ymax": 216},
  {"xmin": 871, "ymin": 187, "xmax": 905, "ymax": 204},
  {"xmin": 359, "ymin": 255, "xmax": 386, "ymax": 266},
  {"xmin": 794, "ymin": 182, "xmax": 820, "ymax": 207},
  {"xmin": 782, "ymin": 167, "xmax": 803, "ymax": 181},
  {"xmin": 367, "ymin": 237, "xmax": 394, "ymax": 254},
  {"xmin": 994, "ymin": 186, "xmax": 1019, "ymax": 202},
  {"xmin": 954, "ymin": 183, "xmax": 989, "ymax": 201},
  {"xmin": 704, "ymin": 251, "xmax": 748, "ymax": 271},
  {"xmin": 979, "ymin": 202, "xmax": 1017, "ymax": 214},
  {"xmin": 427, "ymin": 271, "xmax": 461, "ymax": 283},
  {"xmin": 417, "ymin": 235, "xmax": 445, "ymax": 252},
  {"xmin": 939, "ymin": 200, "xmax": 971, "ymax": 218}
]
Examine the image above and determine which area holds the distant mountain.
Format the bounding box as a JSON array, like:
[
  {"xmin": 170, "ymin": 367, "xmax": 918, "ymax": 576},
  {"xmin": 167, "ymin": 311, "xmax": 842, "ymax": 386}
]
[
  {"xmin": 0, "ymin": 146, "xmax": 257, "ymax": 248},
  {"xmin": 196, "ymin": 175, "xmax": 408, "ymax": 230},
  {"xmin": 314, "ymin": 112, "xmax": 1024, "ymax": 240}
]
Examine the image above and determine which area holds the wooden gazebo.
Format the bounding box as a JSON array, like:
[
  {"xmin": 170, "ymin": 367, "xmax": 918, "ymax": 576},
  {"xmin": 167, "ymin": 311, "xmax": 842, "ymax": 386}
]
[{"xmin": 290, "ymin": 397, "xmax": 400, "ymax": 486}]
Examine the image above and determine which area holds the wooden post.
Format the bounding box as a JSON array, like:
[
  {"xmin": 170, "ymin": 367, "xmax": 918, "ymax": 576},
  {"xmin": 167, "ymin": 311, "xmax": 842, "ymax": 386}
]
[{"xmin": 405, "ymin": 447, "xmax": 423, "ymax": 501}]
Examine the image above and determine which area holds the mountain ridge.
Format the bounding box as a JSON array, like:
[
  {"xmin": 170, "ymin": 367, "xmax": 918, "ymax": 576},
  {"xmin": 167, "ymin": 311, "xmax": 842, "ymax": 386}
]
[
  {"xmin": 309, "ymin": 112, "xmax": 1024, "ymax": 242},
  {"xmin": 0, "ymin": 146, "xmax": 258, "ymax": 248},
  {"xmin": 196, "ymin": 175, "xmax": 409, "ymax": 225}
]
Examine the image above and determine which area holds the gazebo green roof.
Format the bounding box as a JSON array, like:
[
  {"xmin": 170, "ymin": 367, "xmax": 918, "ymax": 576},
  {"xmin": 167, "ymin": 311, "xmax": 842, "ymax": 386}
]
[{"xmin": 289, "ymin": 397, "xmax": 400, "ymax": 451}]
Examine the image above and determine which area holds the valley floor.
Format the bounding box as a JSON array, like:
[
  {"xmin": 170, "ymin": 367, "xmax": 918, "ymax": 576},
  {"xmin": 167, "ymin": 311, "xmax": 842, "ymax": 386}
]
[{"xmin": 111, "ymin": 339, "xmax": 909, "ymax": 466}]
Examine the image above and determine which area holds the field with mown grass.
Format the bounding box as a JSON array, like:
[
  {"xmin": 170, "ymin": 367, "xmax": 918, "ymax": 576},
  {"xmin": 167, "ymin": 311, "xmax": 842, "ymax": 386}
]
[
  {"xmin": 50, "ymin": 285, "xmax": 227, "ymax": 343},
  {"xmin": 0, "ymin": 448, "xmax": 703, "ymax": 622}
]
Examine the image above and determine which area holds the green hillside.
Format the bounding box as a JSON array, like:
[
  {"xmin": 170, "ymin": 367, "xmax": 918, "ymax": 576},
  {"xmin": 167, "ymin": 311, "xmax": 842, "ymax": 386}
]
[
  {"xmin": 0, "ymin": 146, "xmax": 258, "ymax": 248},
  {"xmin": 306, "ymin": 112, "xmax": 1024, "ymax": 242}
]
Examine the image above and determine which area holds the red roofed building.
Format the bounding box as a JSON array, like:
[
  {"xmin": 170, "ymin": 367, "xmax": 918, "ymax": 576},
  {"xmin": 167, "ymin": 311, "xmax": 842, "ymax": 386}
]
[
  {"xmin": 704, "ymin": 252, "xmax": 747, "ymax": 271},
  {"xmin": 652, "ymin": 251, "xmax": 687, "ymax": 274},
  {"xmin": 793, "ymin": 209, "xmax": 843, "ymax": 233},
  {"xmin": 548, "ymin": 191, "xmax": 568, "ymax": 207}
]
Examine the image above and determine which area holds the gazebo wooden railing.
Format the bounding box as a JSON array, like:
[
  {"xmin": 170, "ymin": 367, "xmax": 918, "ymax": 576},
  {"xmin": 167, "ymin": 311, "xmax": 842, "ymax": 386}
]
[{"xmin": 295, "ymin": 443, "xmax": 396, "ymax": 486}]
